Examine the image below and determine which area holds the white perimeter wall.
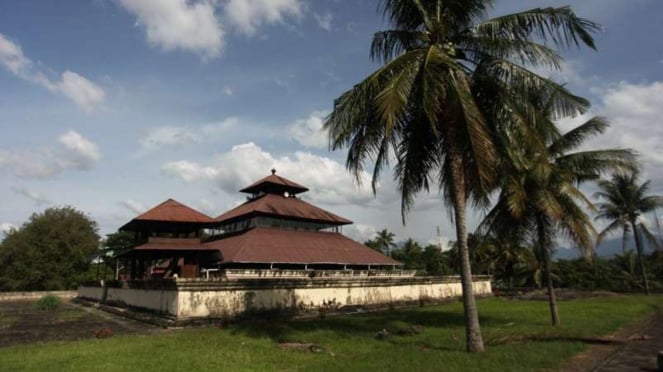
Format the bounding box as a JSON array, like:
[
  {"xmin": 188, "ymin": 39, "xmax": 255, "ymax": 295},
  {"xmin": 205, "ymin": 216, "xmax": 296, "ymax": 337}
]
[{"xmin": 79, "ymin": 279, "xmax": 491, "ymax": 319}]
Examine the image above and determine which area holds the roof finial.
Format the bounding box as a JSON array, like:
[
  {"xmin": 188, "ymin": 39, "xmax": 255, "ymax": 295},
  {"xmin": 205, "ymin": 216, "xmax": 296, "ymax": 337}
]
[{"xmin": 271, "ymin": 168, "xmax": 276, "ymax": 175}]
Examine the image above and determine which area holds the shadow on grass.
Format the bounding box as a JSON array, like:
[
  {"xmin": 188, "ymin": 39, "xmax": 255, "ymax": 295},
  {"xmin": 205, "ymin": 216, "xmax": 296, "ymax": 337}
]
[
  {"xmin": 485, "ymin": 334, "xmax": 627, "ymax": 347},
  {"xmin": 228, "ymin": 306, "xmax": 501, "ymax": 347}
]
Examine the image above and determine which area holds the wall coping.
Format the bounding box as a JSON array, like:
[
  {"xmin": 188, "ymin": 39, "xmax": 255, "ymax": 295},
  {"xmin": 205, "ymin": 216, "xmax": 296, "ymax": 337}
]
[{"xmin": 0, "ymin": 290, "xmax": 77, "ymax": 301}]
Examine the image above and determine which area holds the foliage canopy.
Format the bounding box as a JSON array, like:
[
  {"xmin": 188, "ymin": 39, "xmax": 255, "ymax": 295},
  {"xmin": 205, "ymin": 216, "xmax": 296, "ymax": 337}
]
[{"xmin": 0, "ymin": 206, "xmax": 100, "ymax": 291}]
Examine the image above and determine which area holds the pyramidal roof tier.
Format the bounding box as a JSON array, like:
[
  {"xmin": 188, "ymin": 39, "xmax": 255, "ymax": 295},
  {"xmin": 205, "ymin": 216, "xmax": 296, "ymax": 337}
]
[
  {"xmin": 240, "ymin": 169, "xmax": 309, "ymax": 195},
  {"xmin": 120, "ymin": 199, "xmax": 214, "ymax": 231},
  {"xmin": 205, "ymin": 227, "xmax": 401, "ymax": 266},
  {"xmin": 215, "ymin": 193, "xmax": 351, "ymax": 225}
]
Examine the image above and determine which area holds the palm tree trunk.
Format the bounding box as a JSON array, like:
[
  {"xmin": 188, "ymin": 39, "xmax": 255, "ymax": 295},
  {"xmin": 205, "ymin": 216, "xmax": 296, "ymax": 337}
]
[
  {"xmin": 631, "ymin": 220, "xmax": 650, "ymax": 295},
  {"xmin": 449, "ymin": 151, "xmax": 484, "ymax": 352},
  {"xmin": 622, "ymin": 225, "xmax": 628, "ymax": 253},
  {"xmin": 537, "ymin": 217, "xmax": 560, "ymax": 326}
]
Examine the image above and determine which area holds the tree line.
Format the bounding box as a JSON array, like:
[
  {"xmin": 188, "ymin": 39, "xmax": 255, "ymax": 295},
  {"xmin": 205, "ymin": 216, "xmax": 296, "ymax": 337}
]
[{"xmin": 365, "ymin": 229, "xmax": 663, "ymax": 293}]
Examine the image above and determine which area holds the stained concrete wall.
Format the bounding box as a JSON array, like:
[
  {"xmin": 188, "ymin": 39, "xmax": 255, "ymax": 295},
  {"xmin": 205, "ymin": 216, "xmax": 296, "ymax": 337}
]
[{"xmin": 78, "ymin": 276, "xmax": 491, "ymax": 319}]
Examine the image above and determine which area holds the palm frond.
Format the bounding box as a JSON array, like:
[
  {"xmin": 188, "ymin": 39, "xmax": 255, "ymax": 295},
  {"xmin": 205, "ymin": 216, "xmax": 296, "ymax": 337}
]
[{"xmin": 475, "ymin": 7, "xmax": 600, "ymax": 50}]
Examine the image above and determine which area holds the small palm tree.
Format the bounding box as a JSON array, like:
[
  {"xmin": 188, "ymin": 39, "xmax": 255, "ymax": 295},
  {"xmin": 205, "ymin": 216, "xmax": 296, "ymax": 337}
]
[
  {"xmin": 374, "ymin": 229, "xmax": 397, "ymax": 255},
  {"xmin": 325, "ymin": 0, "xmax": 599, "ymax": 351},
  {"xmin": 481, "ymin": 117, "xmax": 634, "ymax": 325},
  {"xmin": 595, "ymin": 172, "xmax": 663, "ymax": 295}
]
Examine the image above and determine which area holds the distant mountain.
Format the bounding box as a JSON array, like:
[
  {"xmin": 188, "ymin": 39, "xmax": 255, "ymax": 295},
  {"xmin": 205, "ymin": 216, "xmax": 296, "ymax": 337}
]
[{"xmin": 554, "ymin": 236, "xmax": 659, "ymax": 260}]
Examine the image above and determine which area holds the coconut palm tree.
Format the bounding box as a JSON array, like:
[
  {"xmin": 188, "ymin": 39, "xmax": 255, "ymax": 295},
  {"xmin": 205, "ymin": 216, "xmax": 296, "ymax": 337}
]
[
  {"xmin": 595, "ymin": 172, "xmax": 663, "ymax": 295},
  {"xmin": 325, "ymin": 0, "xmax": 599, "ymax": 351},
  {"xmin": 480, "ymin": 116, "xmax": 634, "ymax": 326},
  {"xmin": 374, "ymin": 228, "xmax": 397, "ymax": 255}
]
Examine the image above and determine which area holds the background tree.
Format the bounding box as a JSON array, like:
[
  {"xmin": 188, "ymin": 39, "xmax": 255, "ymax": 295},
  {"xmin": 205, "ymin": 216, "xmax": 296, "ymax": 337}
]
[
  {"xmin": 101, "ymin": 231, "xmax": 135, "ymax": 279},
  {"xmin": 374, "ymin": 229, "xmax": 397, "ymax": 255},
  {"xmin": 422, "ymin": 244, "xmax": 454, "ymax": 275},
  {"xmin": 595, "ymin": 171, "xmax": 663, "ymax": 295},
  {"xmin": 391, "ymin": 238, "xmax": 425, "ymax": 270},
  {"xmin": 0, "ymin": 206, "xmax": 100, "ymax": 291},
  {"xmin": 325, "ymin": 0, "xmax": 599, "ymax": 352}
]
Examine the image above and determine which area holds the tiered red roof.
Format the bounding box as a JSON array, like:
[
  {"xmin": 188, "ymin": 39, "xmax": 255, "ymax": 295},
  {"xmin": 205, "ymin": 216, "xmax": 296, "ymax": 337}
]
[{"xmin": 120, "ymin": 171, "xmax": 402, "ymax": 268}]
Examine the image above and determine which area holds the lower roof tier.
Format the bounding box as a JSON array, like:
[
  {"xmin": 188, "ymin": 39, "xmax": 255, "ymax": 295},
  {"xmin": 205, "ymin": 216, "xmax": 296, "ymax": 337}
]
[
  {"xmin": 126, "ymin": 228, "xmax": 402, "ymax": 267},
  {"xmin": 205, "ymin": 227, "xmax": 401, "ymax": 266}
]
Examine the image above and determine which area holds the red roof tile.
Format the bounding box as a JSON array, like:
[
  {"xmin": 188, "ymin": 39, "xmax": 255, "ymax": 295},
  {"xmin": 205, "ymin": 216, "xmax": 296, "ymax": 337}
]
[
  {"xmin": 204, "ymin": 227, "xmax": 402, "ymax": 266},
  {"xmin": 240, "ymin": 171, "xmax": 309, "ymax": 195},
  {"xmin": 215, "ymin": 194, "xmax": 351, "ymax": 225}
]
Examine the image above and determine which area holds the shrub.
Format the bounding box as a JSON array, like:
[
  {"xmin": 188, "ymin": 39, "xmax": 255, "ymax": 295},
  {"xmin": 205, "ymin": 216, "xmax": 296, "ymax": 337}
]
[{"xmin": 35, "ymin": 294, "xmax": 61, "ymax": 311}]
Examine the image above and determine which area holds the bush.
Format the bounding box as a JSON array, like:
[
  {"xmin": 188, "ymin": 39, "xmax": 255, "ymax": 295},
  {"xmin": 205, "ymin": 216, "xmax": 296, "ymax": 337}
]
[{"xmin": 35, "ymin": 295, "xmax": 61, "ymax": 311}]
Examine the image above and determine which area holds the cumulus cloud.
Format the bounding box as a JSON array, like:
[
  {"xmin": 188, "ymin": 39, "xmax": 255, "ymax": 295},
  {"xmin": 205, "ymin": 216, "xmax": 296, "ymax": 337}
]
[
  {"xmin": 224, "ymin": 0, "xmax": 304, "ymax": 36},
  {"xmin": 0, "ymin": 130, "xmax": 101, "ymax": 178},
  {"xmin": 120, "ymin": 199, "xmax": 147, "ymax": 214},
  {"xmin": 0, "ymin": 222, "xmax": 17, "ymax": 235},
  {"xmin": 344, "ymin": 223, "xmax": 377, "ymax": 243},
  {"xmin": 140, "ymin": 117, "xmax": 238, "ymax": 151},
  {"xmin": 10, "ymin": 186, "xmax": 50, "ymax": 206},
  {"xmin": 116, "ymin": 0, "xmax": 304, "ymax": 59},
  {"xmin": 288, "ymin": 110, "xmax": 329, "ymax": 149},
  {"xmin": 116, "ymin": 0, "xmax": 224, "ymax": 60},
  {"xmin": 0, "ymin": 33, "xmax": 106, "ymax": 111},
  {"xmin": 161, "ymin": 142, "xmax": 376, "ymax": 205},
  {"xmin": 552, "ymin": 80, "xmax": 663, "ymax": 194},
  {"xmin": 587, "ymin": 82, "xmax": 663, "ymax": 172},
  {"xmin": 59, "ymin": 130, "xmax": 102, "ymax": 169}
]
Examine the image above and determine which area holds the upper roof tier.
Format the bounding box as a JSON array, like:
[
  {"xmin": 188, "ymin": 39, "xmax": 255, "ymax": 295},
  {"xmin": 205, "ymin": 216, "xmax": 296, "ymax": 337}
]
[
  {"xmin": 215, "ymin": 193, "xmax": 352, "ymax": 226},
  {"xmin": 240, "ymin": 169, "xmax": 309, "ymax": 195},
  {"xmin": 120, "ymin": 199, "xmax": 215, "ymax": 231}
]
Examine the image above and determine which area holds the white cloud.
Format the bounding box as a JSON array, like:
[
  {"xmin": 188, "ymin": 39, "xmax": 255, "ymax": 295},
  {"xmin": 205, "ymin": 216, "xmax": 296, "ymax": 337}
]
[
  {"xmin": 344, "ymin": 223, "xmax": 377, "ymax": 243},
  {"xmin": 0, "ymin": 33, "xmax": 31, "ymax": 76},
  {"xmin": 140, "ymin": 117, "xmax": 238, "ymax": 151},
  {"xmin": 59, "ymin": 130, "xmax": 102, "ymax": 169},
  {"xmin": 288, "ymin": 110, "xmax": 329, "ymax": 149},
  {"xmin": 117, "ymin": 0, "xmax": 224, "ymax": 60},
  {"xmin": 57, "ymin": 71, "xmax": 106, "ymax": 112},
  {"xmin": 0, "ymin": 222, "xmax": 17, "ymax": 235},
  {"xmin": 0, "ymin": 130, "xmax": 101, "ymax": 178},
  {"xmin": 554, "ymin": 80, "xmax": 663, "ymax": 191},
  {"xmin": 598, "ymin": 81, "xmax": 663, "ymax": 167},
  {"xmin": 0, "ymin": 33, "xmax": 106, "ymax": 111},
  {"xmin": 224, "ymin": 0, "xmax": 304, "ymax": 36},
  {"xmin": 120, "ymin": 199, "xmax": 147, "ymax": 214},
  {"xmin": 313, "ymin": 12, "xmax": 333, "ymax": 31},
  {"xmin": 10, "ymin": 186, "xmax": 49, "ymax": 206},
  {"xmin": 161, "ymin": 142, "xmax": 376, "ymax": 205},
  {"xmin": 162, "ymin": 160, "xmax": 220, "ymax": 182}
]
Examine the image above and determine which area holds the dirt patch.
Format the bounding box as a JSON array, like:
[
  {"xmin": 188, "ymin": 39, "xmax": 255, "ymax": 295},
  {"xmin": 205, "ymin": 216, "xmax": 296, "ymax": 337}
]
[{"xmin": 0, "ymin": 299, "xmax": 161, "ymax": 348}]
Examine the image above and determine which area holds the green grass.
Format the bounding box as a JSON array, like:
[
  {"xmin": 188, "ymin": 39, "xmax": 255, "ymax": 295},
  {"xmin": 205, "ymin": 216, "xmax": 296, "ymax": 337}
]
[
  {"xmin": 0, "ymin": 295, "xmax": 660, "ymax": 372},
  {"xmin": 34, "ymin": 295, "xmax": 61, "ymax": 311}
]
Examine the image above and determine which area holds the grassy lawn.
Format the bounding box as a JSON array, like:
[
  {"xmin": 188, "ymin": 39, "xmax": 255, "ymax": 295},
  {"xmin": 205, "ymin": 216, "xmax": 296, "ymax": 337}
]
[{"xmin": 0, "ymin": 295, "xmax": 659, "ymax": 372}]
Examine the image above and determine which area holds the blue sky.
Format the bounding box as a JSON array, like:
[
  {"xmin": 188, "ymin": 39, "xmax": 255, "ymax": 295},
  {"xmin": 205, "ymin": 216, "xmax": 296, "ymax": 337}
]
[{"xmin": 1, "ymin": 0, "xmax": 662, "ymax": 248}]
